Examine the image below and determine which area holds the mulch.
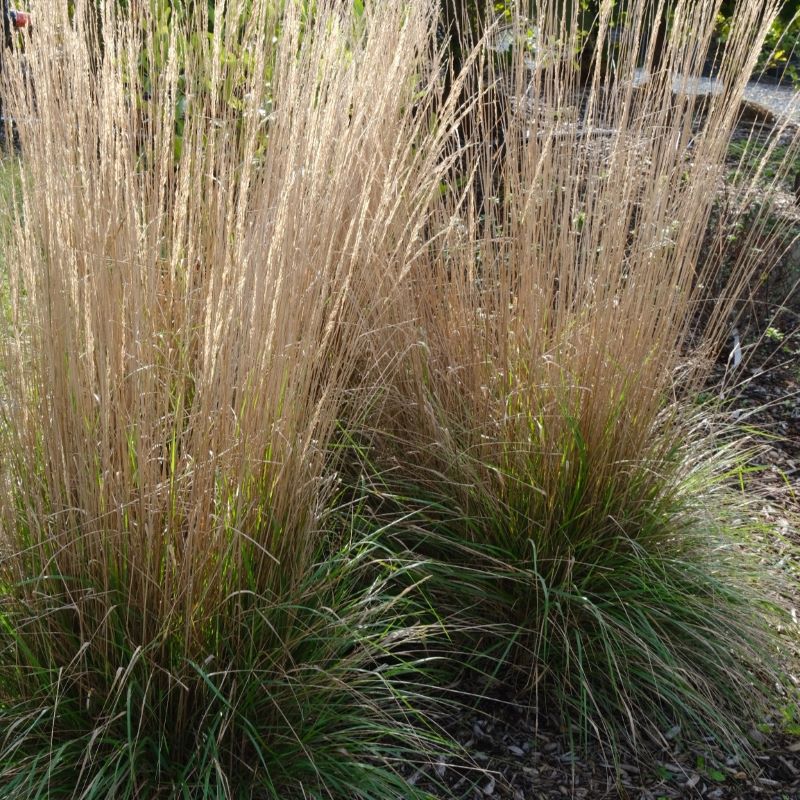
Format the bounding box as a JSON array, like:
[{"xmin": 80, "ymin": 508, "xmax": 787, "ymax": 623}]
[{"xmin": 408, "ymin": 680, "xmax": 800, "ymax": 799}]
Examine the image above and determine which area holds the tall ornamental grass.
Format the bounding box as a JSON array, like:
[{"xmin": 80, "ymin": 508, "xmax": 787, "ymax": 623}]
[
  {"xmin": 0, "ymin": 0, "xmax": 797, "ymax": 795},
  {"xmin": 0, "ymin": 1, "xmax": 458, "ymax": 797},
  {"xmin": 354, "ymin": 0, "xmax": 798, "ymax": 755}
]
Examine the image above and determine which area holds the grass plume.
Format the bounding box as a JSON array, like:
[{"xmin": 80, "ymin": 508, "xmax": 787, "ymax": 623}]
[{"xmin": 0, "ymin": 0, "xmax": 796, "ymax": 794}]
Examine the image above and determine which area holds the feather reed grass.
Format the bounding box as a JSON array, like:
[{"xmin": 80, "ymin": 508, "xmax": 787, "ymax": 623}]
[
  {"xmin": 0, "ymin": 0, "xmax": 459, "ymax": 796},
  {"xmin": 353, "ymin": 0, "xmax": 799, "ymax": 756},
  {"xmin": 0, "ymin": 0, "xmax": 797, "ymax": 792}
]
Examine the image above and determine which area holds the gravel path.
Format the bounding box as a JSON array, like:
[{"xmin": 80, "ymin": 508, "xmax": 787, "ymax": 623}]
[{"xmin": 741, "ymin": 82, "xmax": 800, "ymax": 125}]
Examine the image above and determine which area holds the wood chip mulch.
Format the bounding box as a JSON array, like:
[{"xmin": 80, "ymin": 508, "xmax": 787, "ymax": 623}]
[{"xmin": 408, "ymin": 681, "xmax": 800, "ymax": 799}]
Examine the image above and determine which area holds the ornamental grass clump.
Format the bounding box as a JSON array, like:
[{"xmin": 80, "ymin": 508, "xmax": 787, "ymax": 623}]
[
  {"xmin": 0, "ymin": 1, "xmax": 458, "ymax": 797},
  {"xmin": 356, "ymin": 0, "xmax": 798, "ymax": 755}
]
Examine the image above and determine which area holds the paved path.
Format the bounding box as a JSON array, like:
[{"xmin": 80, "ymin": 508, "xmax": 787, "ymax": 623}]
[
  {"xmin": 740, "ymin": 81, "xmax": 800, "ymax": 124},
  {"xmin": 632, "ymin": 70, "xmax": 800, "ymax": 124}
]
